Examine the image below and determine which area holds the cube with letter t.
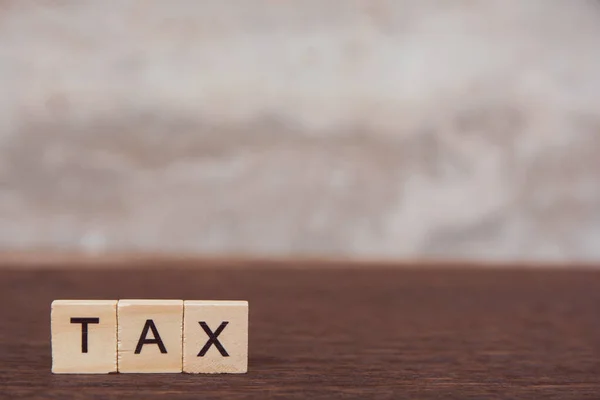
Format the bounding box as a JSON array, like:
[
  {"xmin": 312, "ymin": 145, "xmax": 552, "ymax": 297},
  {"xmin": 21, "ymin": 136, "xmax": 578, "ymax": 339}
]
[{"xmin": 51, "ymin": 300, "xmax": 118, "ymax": 374}]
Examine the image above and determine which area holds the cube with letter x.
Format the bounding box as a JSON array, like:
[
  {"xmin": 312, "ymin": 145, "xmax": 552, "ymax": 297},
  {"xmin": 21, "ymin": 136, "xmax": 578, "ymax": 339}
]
[{"xmin": 183, "ymin": 300, "xmax": 249, "ymax": 373}]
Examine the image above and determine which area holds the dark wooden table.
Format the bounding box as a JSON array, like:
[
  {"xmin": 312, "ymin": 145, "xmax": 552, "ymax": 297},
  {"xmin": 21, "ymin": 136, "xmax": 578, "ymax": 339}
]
[{"xmin": 1, "ymin": 267, "xmax": 600, "ymax": 399}]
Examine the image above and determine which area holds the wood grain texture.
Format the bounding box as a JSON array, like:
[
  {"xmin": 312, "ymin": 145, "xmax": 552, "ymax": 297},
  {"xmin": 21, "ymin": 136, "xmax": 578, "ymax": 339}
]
[{"xmin": 1, "ymin": 267, "xmax": 600, "ymax": 399}]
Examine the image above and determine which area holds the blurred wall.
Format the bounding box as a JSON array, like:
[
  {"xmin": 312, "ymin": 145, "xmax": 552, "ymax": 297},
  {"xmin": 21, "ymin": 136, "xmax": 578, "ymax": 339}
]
[{"xmin": 1, "ymin": 1, "xmax": 600, "ymax": 262}]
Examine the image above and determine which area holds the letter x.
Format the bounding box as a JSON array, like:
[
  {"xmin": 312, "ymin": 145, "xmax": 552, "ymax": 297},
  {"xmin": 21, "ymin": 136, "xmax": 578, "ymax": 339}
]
[{"xmin": 198, "ymin": 321, "xmax": 229, "ymax": 357}]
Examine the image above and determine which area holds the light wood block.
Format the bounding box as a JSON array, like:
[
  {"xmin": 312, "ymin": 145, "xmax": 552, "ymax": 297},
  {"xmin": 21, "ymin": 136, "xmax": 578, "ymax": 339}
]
[
  {"xmin": 117, "ymin": 299, "xmax": 183, "ymax": 373},
  {"xmin": 51, "ymin": 300, "xmax": 118, "ymax": 374},
  {"xmin": 183, "ymin": 300, "xmax": 249, "ymax": 374}
]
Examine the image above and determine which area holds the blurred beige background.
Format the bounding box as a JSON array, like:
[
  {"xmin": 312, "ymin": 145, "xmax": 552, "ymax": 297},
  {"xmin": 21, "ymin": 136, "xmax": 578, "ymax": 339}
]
[{"xmin": 1, "ymin": 1, "xmax": 600, "ymax": 263}]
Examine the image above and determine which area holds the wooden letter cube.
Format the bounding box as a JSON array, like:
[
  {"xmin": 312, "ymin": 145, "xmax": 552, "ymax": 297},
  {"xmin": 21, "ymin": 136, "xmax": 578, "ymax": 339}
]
[
  {"xmin": 117, "ymin": 300, "xmax": 183, "ymax": 373},
  {"xmin": 183, "ymin": 300, "xmax": 249, "ymax": 374},
  {"xmin": 51, "ymin": 300, "xmax": 118, "ymax": 374}
]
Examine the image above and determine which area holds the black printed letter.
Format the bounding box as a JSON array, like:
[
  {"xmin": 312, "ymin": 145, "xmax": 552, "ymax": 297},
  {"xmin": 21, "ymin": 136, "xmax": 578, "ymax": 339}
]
[
  {"xmin": 70, "ymin": 317, "xmax": 100, "ymax": 353},
  {"xmin": 198, "ymin": 321, "xmax": 229, "ymax": 357},
  {"xmin": 135, "ymin": 319, "xmax": 167, "ymax": 354}
]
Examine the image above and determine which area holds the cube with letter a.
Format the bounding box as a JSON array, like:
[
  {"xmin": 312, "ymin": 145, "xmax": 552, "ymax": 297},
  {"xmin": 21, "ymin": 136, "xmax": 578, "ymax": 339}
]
[
  {"xmin": 183, "ymin": 300, "xmax": 249, "ymax": 373},
  {"xmin": 51, "ymin": 300, "xmax": 118, "ymax": 374},
  {"xmin": 117, "ymin": 299, "xmax": 184, "ymax": 373}
]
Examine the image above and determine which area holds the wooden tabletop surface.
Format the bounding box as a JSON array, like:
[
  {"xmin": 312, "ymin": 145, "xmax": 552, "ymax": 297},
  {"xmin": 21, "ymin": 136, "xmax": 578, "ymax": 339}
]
[{"xmin": 1, "ymin": 266, "xmax": 600, "ymax": 399}]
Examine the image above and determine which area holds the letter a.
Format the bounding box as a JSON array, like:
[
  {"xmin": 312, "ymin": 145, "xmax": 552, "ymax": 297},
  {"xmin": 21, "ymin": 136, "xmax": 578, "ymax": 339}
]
[{"xmin": 135, "ymin": 319, "xmax": 168, "ymax": 354}]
